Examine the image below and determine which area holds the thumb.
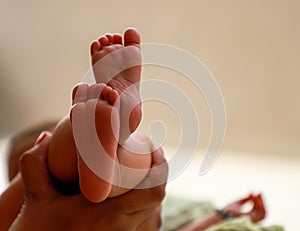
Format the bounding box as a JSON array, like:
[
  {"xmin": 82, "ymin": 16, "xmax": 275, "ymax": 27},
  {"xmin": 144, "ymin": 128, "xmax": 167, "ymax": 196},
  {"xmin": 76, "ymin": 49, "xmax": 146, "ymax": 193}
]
[{"xmin": 20, "ymin": 131, "xmax": 58, "ymax": 200}]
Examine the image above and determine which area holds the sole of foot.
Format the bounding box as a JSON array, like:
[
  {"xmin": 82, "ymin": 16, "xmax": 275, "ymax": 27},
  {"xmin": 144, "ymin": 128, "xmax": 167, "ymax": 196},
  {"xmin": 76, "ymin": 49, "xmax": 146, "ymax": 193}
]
[
  {"xmin": 71, "ymin": 83, "xmax": 119, "ymax": 202},
  {"xmin": 90, "ymin": 28, "xmax": 142, "ymax": 143}
]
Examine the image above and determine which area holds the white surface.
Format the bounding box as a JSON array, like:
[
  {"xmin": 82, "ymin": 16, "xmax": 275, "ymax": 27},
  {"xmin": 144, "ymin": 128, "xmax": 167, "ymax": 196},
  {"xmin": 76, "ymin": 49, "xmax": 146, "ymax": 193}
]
[
  {"xmin": 0, "ymin": 139, "xmax": 9, "ymax": 194},
  {"xmin": 1, "ymin": 140, "xmax": 299, "ymax": 230},
  {"xmin": 1, "ymin": 1, "xmax": 300, "ymax": 158},
  {"xmin": 165, "ymin": 147, "xmax": 300, "ymax": 230}
]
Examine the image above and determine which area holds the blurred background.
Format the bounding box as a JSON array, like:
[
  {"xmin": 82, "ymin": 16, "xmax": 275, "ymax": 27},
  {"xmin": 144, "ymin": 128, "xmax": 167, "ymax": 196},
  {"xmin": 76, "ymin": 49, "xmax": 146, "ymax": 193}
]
[{"xmin": 0, "ymin": 0, "xmax": 299, "ymax": 230}]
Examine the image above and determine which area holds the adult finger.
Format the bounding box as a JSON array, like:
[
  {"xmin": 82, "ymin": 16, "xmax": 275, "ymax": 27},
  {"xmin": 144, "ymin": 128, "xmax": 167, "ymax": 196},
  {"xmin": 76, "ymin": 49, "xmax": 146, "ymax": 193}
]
[{"xmin": 20, "ymin": 131, "xmax": 57, "ymax": 200}]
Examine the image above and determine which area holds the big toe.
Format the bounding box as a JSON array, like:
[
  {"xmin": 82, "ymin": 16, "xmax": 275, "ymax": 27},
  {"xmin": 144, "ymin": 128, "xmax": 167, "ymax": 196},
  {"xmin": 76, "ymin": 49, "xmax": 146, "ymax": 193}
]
[{"xmin": 124, "ymin": 27, "xmax": 141, "ymax": 46}]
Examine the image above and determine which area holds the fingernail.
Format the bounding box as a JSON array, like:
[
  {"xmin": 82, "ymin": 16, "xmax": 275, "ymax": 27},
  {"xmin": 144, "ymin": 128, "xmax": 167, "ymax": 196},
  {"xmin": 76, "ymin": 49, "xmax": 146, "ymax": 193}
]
[
  {"xmin": 36, "ymin": 131, "xmax": 47, "ymax": 144},
  {"xmin": 72, "ymin": 85, "xmax": 79, "ymax": 101}
]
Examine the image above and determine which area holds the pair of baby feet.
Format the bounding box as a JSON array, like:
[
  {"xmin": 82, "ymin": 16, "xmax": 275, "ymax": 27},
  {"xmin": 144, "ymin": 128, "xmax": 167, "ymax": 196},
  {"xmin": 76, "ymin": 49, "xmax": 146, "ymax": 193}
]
[
  {"xmin": 75, "ymin": 27, "xmax": 142, "ymax": 144},
  {"xmin": 48, "ymin": 28, "xmax": 152, "ymax": 203}
]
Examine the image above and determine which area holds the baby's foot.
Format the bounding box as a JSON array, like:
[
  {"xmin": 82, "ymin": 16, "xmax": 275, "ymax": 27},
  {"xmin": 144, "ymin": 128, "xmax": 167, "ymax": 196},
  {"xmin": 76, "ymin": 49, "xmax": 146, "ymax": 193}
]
[
  {"xmin": 90, "ymin": 28, "xmax": 142, "ymax": 143},
  {"xmin": 71, "ymin": 83, "xmax": 120, "ymax": 202}
]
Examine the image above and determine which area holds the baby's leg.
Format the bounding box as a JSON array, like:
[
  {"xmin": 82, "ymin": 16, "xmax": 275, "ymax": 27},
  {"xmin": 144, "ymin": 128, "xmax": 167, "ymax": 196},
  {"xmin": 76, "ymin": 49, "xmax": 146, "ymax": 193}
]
[
  {"xmin": 48, "ymin": 29, "xmax": 152, "ymax": 203},
  {"xmin": 49, "ymin": 83, "xmax": 151, "ymax": 202},
  {"xmin": 73, "ymin": 83, "xmax": 120, "ymax": 201},
  {"xmin": 49, "ymin": 84, "xmax": 118, "ymax": 202},
  {"xmin": 91, "ymin": 28, "xmax": 142, "ymax": 143}
]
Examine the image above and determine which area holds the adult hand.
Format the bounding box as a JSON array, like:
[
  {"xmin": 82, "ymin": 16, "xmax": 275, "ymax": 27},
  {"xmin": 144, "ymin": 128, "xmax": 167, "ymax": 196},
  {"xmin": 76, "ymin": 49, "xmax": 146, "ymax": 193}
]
[{"xmin": 10, "ymin": 132, "xmax": 167, "ymax": 231}]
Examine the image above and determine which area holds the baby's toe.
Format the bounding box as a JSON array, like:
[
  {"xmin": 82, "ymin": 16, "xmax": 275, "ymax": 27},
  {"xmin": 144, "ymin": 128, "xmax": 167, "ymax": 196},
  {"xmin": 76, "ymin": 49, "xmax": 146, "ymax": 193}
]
[
  {"xmin": 90, "ymin": 40, "xmax": 100, "ymax": 55},
  {"xmin": 104, "ymin": 33, "xmax": 113, "ymax": 44},
  {"xmin": 87, "ymin": 83, "xmax": 106, "ymax": 100},
  {"xmin": 98, "ymin": 36, "xmax": 109, "ymax": 47},
  {"xmin": 72, "ymin": 83, "xmax": 89, "ymax": 104},
  {"xmin": 113, "ymin": 33, "xmax": 123, "ymax": 45}
]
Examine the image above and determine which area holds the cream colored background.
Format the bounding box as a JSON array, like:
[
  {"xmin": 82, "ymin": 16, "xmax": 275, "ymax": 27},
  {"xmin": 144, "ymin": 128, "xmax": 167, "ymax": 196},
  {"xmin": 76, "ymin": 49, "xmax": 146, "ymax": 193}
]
[
  {"xmin": 0, "ymin": 0, "xmax": 299, "ymax": 155},
  {"xmin": 0, "ymin": 0, "xmax": 299, "ymax": 230}
]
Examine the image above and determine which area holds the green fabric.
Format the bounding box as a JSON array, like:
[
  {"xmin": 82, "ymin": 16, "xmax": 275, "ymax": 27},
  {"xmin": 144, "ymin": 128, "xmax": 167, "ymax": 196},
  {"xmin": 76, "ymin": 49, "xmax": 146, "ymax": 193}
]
[
  {"xmin": 207, "ymin": 217, "xmax": 284, "ymax": 231},
  {"xmin": 162, "ymin": 196, "xmax": 214, "ymax": 231},
  {"xmin": 162, "ymin": 196, "xmax": 284, "ymax": 231}
]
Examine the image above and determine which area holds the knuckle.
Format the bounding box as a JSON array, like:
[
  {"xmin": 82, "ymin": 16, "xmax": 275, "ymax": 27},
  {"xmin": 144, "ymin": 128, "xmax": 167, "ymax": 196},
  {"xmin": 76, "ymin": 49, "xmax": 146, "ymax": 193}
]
[
  {"xmin": 19, "ymin": 152, "xmax": 35, "ymax": 165},
  {"xmin": 20, "ymin": 151, "xmax": 45, "ymax": 171}
]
